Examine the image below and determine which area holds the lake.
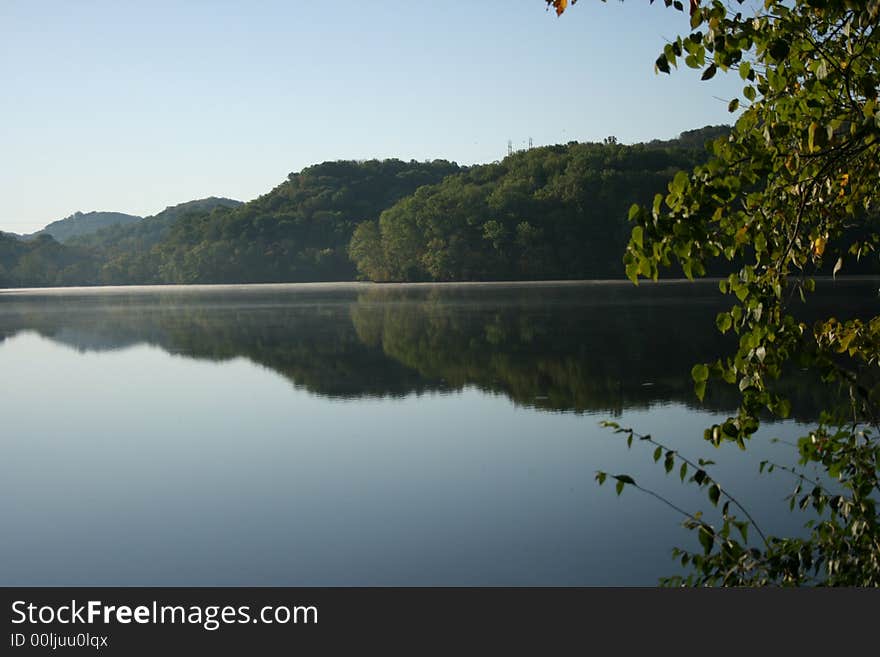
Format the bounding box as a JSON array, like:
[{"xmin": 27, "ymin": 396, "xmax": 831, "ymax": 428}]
[{"xmin": 1, "ymin": 279, "xmax": 875, "ymax": 585}]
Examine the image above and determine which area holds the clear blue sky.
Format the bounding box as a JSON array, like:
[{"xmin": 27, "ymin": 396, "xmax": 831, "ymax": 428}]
[{"xmin": 0, "ymin": 0, "xmax": 744, "ymax": 233}]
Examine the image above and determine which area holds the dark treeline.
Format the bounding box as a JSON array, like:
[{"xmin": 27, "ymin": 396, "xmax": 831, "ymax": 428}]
[
  {"xmin": 0, "ymin": 233, "xmax": 99, "ymax": 288},
  {"xmin": 0, "ymin": 127, "xmax": 742, "ymax": 288}
]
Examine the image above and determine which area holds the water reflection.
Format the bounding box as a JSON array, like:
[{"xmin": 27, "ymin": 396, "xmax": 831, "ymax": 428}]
[
  {"xmin": 0, "ymin": 280, "xmax": 874, "ymax": 416},
  {"xmin": 1, "ymin": 280, "xmax": 877, "ymax": 585}
]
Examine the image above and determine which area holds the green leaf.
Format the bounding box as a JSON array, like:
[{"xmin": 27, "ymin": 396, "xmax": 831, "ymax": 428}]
[
  {"xmin": 691, "ymin": 363, "xmax": 709, "ymax": 382},
  {"xmin": 694, "ymin": 380, "xmax": 706, "ymax": 402},
  {"xmin": 808, "ymin": 122, "xmax": 819, "ymax": 152},
  {"xmin": 701, "ymin": 63, "xmax": 717, "ymax": 81},
  {"xmin": 679, "ymin": 462, "xmax": 687, "ymax": 482},
  {"xmin": 728, "ymin": 98, "xmax": 739, "ymax": 113},
  {"xmin": 754, "ymin": 233, "xmax": 766, "ymax": 252},
  {"xmin": 698, "ymin": 525, "xmax": 713, "ymax": 554},
  {"xmin": 664, "ymin": 451, "xmax": 675, "ymax": 474},
  {"xmin": 671, "ymin": 170, "xmax": 689, "ymax": 195},
  {"xmin": 616, "ymin": 480, "xmax": 625, "ymax": 496},
  {"xmin": 708, "ymin": 484, "xmax": 721, "ymax": 506},
  {"xmin": 631, "ymin": 225, "xmax": 644, "ymax": 249},
  {"xmin": 625, "ymin": 261, "xmax": 639, "ymax": 284},
  {"xmin": 653, "ymin": 446, "xmax": 663, "ymax": 462},
  {"xmin": 716, "ymin": 312, "xmax": 732, "ymax": 333}
]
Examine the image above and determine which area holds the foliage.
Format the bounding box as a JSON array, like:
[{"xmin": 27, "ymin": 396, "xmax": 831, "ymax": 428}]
[
  {"xmin": 556, "ymin": 0, "xmax": 880, "ymax": 585},
  {"xmin": 0, "ymin": 232, "xmax": 100, "ymax": 287},
  {"xmin": 349, "ymin": 133, "xmax": 723, "ymax": 281},
  {"xmin": 150, "ymin": 159, "xmax": 459, "ymax": 284},
  {"xmin": 23, "ymin": 211, "xmax": 142, "ymax": 243},
  {"xmin": 69, "ymin": 197, "xmax": 243, "ymax": 285}
]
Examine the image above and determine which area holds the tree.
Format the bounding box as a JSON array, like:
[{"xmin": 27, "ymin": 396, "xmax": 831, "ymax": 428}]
[
  {"xmin": 553, "ymin": 1, "xmax": 880, "ymax": 584},
  {"xmin": 349, "ymin": 138, "xmax": 716, "ymax": 282}
]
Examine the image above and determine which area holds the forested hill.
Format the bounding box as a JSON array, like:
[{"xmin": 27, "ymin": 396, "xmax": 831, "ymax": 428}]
[
  {"xmin": 70, "ymin": 197, "xmax": 243, "ymax": 256},
  {"xmin": 22, "ymin": 211, "xmax": 142, "ymax": 243},
  {"xmin": 151, "ymin": 159, "xmax": 461, "ymax": 283},
  {"xmin": 68, "ymin": 197, "xmax": 243, "ymax": 285},
  {"xmin": 0, "ymin": 232, "xmax": 99, "ymax": 288},
  {"xmin": 0, "ymin": 128, "xmax": 739, "ymax": 288},
  {"xmin": 350, "ymin": 128, "xmax": 729, "ymax": 281}
]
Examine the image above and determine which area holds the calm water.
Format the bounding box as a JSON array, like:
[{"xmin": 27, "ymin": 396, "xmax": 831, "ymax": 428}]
[{"xmin": 0, "ymin": 280, "xmax": 875, "ymax": 585}]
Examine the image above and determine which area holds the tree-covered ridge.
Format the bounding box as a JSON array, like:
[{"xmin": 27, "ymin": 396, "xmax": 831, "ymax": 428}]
[
  {"xmin": 70, "ymin": 197, "xmax": 242, "ymax": 255},
  {"xmin": 0, "ymin": 133, "xmax": 733, "ymax": 288},
  {"xmin": 152, "ymin": 159, "xmax": 461, "ymax": 284},
  {"xmin": 350, "ymin": 128, "xmax": 728, "ymax": 281},
  {"xmin": 0, "ymin": 232, "xmax": 99, "ymax": 287},
  {"xmin": 68, "ymin": 197, "xmax": 243, "ymax": 285},
  {"xmin": 21, "ymin": 211, "xmax": 143, "ymax": 243}
]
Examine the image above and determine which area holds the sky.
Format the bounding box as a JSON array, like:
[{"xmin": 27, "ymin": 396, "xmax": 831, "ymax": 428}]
[{"xmin": 0, "ymin": 0, "xmax": 746, "ymax": 233}]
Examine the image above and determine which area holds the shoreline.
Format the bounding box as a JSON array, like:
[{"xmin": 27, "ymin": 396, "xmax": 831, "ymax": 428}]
[{"xmin": 1, "ymin": 275, "xmax": 878, "ymax": 296}]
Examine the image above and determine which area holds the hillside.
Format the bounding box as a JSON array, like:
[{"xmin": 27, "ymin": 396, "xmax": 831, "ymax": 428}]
[
  {"xmin": 0, "ymin": 129, "xmax": 744, "ymax": 288},
  {"xmin": 151, "ymin": 159, "xmax": 460, "ymax": 283},
  {"xmin": 0, "ymin": 232, "xmax": 99, "ymax": 287},
  {"xmin": 70, "ymin": 197, "xmax": 242, "ymax": 254},
  {"xmin": 69, "ymin": 197, "xmax": 243, "ymax": 284},
  {"xmin": 24, "ymin": 211, "xmax": 142, "ymax": 243},
  {"xmin": 350, "ymin": 129, "xmax": 726, "ymax": 281}
]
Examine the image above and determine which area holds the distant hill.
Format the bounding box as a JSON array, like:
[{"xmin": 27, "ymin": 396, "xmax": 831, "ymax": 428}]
[
  {"xmin": 71, "ymin": 197, "xmax": 243, "ymax": 255},
  {"xmin": 24, "ymin": 211, "xmax": 143, "ymax": 243},
  {"xmin": 67, "ymin": 197, "xmax": 243, "ymax": 284}
]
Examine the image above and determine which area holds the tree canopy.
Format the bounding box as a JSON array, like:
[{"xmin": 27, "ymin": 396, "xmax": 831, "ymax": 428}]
[
  {"xmin": 153, "ymin": 159, "xmax": 460, "ymax": 284},
  {"xmin": 350, "ymin": 131, "xmax": 725, "ymax": 281}
]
